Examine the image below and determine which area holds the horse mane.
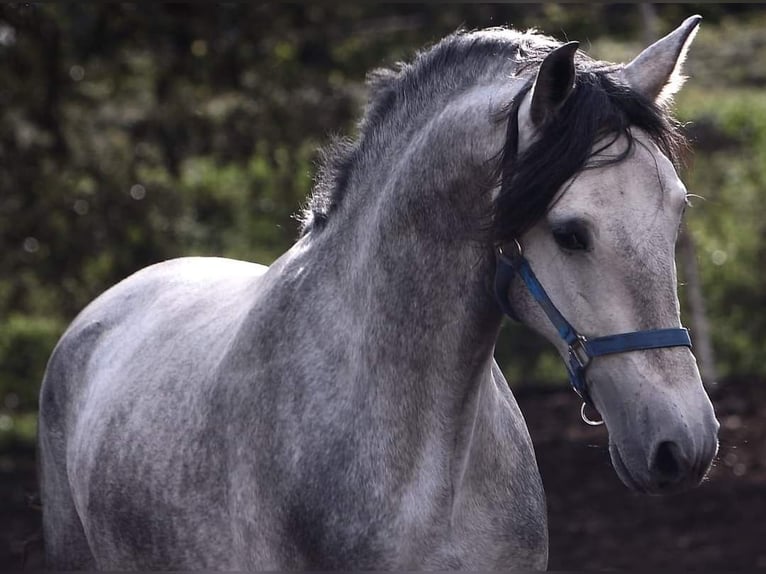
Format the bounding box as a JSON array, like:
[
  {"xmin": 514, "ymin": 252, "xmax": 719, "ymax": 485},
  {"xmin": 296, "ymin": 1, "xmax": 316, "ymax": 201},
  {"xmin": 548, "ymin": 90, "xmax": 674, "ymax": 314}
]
[{"xmin": 299, "ymin": 28, "xmax": 686, "ymax": 240}]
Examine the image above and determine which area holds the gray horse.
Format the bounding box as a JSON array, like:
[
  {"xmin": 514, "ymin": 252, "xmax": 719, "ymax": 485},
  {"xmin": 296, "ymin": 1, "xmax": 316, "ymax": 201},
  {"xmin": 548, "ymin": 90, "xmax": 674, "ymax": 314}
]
[{"xmin": 39, "ymin": 17, "xmax": 719, "ymax": 570}]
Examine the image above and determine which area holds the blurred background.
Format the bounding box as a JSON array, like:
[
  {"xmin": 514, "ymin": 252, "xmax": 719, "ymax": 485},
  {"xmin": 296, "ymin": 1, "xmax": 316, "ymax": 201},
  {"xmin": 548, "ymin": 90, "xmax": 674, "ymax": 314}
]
[{"xmin": 1, "ymin": 3, "xmax": 765, "ymax": 570}]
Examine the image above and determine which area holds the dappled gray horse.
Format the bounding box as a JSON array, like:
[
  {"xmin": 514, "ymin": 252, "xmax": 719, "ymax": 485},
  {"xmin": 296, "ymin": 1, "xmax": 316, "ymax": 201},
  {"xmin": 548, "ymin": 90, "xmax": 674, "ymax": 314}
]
[{"xmin": 39, "ymin": 16, "xmax": 719, "ymax": 570}]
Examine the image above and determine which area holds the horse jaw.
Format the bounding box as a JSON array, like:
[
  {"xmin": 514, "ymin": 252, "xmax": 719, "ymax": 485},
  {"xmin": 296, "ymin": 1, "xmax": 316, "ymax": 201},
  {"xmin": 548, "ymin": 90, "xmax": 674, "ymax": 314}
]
[{"xmin": 621, "ymin": 15, "xmax": 702, "ymax": 105}]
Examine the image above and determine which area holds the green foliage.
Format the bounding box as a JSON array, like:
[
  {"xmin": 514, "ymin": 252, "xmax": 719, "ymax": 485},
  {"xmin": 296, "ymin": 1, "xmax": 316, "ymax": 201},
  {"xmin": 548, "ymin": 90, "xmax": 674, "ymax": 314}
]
[
  {"xmin": 0, "ymin": 411, "xmax": 37, "ymax": 450},
  {"xmin": 177, "ymin": 139, "xmax": 317, "ymax": 263},
  {"xmin": 677, "ymin": 87, "xmax": 766, "ymax": 378},
  {"xmin": 0, "ymin": 315, "xmax": 65, "ymax": 411},
  {"xmin": 1, "ymin": 5, "xmax": 765, "ymax": 444}
]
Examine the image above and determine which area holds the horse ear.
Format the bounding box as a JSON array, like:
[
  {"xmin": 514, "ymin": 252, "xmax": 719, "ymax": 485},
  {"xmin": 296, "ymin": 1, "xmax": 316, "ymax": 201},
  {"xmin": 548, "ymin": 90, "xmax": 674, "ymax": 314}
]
[
  {"xmin": 529, "ymin": 41, "xmax": 579, "ymax": 126},
  {"xmin": 622, "ymin": 15, "xmax": 702, "ymax": 104}
]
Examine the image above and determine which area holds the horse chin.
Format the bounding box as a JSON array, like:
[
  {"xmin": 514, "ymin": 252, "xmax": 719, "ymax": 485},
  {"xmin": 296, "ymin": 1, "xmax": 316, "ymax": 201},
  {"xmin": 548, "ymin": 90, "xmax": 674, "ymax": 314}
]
[
  {"xmin": 608, "ymin": 442, "xmax": 648, "ymax": 494},
  {"xmin": 610, "ymin": 442, "xmax": 696, "ymax": 495}
]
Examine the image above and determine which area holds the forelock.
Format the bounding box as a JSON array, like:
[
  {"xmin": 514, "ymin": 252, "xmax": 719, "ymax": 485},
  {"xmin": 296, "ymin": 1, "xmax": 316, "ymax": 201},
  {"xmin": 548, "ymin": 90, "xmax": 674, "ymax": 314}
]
[{"xmin": 491, "ymin": 61, "xmax": 686, "ymax": 244}]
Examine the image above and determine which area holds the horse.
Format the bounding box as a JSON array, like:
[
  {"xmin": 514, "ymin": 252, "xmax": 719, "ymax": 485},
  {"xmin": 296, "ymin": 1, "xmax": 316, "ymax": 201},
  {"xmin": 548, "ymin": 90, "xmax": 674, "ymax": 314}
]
[{"xmin": 38, "ymin": 16, "xmax": 719, "ymax": 570}]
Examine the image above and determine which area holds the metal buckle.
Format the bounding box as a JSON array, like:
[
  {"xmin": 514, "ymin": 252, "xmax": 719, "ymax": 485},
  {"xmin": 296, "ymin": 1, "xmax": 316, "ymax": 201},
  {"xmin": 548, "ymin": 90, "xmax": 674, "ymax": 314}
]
[{"xmin": 568, "ymin": 335, "xmax": 591, "ymax": 369}]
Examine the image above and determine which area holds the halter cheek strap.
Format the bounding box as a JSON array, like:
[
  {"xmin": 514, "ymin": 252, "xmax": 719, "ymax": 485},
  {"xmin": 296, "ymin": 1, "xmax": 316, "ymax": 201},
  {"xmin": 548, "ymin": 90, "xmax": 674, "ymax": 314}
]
[{"xmin": 494, "ymin": 242, "xmax": 692, "ymax": 408}]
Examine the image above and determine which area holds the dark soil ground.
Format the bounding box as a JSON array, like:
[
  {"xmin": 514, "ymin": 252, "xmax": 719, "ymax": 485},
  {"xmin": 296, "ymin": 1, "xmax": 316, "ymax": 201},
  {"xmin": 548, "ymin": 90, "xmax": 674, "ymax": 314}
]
[
  {"xmin": 2, "ymin": 377, "xmax": 765, "ymax": 570},
  {"xmin": 521, "ymin": 376, "xmax": 766, "ymax": 570}
]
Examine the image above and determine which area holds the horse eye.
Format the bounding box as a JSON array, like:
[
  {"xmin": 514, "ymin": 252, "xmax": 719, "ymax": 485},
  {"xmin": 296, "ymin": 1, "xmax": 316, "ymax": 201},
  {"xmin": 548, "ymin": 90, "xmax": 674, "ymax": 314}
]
[{"xmin": 552, "ymin": 224, "xmax": 590, "ymax": 251}]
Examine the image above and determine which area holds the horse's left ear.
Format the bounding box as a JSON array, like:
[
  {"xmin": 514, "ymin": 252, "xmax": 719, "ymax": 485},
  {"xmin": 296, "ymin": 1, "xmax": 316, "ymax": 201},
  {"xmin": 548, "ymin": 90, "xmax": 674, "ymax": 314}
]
[
  {"xmin": 529, "ymin": 41, "xmax": 579, "ymax": 126},
  {"xmin": 622, "ymin": 15, "xmax": 702, "ymax": 104}
]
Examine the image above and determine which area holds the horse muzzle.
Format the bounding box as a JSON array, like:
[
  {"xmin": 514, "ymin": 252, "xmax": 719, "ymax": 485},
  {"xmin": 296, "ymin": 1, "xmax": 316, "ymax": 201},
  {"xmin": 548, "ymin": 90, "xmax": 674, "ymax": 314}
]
[{"xmin": 609, "ymin": 421, "xmax": 720, "ymax": 495}]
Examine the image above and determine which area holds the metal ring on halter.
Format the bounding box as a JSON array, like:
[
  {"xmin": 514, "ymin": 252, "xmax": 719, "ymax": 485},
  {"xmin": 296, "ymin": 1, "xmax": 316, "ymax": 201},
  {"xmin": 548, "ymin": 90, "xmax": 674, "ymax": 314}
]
[
  {"xmin": 497, "ymin": 239, "xmax": 523, "ymax": 259},
  {"xmin": 580, "ymin": 402, "xmax": 604, "ymax": 426}
]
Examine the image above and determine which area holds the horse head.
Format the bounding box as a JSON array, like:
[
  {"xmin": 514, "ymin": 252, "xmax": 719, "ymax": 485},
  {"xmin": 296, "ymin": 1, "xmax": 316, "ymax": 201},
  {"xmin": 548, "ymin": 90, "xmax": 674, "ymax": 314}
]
[{"xmin": 497, "ymin": 16, "xmax": 719, "ymax": 494}]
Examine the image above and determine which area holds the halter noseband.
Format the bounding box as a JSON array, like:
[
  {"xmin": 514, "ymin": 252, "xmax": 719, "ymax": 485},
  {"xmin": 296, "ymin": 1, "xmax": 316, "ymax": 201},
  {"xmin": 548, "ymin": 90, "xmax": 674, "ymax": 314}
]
[{"xmin": 494, "ymin": 240, "xmax": 692, "ymax": 418}]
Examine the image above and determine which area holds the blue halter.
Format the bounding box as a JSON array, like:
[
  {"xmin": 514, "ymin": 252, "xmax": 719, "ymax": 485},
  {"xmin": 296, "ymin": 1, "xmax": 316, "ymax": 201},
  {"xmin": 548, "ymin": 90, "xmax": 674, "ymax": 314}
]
[{"xmin": 494, "ymin": 241, "xmax": 692, "ymax": 407}]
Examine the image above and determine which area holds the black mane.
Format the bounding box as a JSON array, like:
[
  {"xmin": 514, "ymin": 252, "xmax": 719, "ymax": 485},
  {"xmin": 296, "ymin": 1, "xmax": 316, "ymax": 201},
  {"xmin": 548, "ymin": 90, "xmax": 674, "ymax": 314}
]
[{"xmin": 299, "ymin": 28, "xmax": 686, "ymax": 240}]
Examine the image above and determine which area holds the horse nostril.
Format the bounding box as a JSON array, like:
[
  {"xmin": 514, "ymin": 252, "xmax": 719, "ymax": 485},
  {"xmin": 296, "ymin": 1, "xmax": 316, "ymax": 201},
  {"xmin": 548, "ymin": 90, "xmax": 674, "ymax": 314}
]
[{"xmin": 651, "ymin": 440, "xmax": 687, "ymax": 485}]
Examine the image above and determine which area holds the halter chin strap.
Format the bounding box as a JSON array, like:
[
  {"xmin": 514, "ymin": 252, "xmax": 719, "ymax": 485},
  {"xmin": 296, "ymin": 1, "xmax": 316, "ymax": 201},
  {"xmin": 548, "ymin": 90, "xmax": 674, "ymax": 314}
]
[{"xmin": 494, "ymin": 241, "xmax": 692, "ymax": 408}]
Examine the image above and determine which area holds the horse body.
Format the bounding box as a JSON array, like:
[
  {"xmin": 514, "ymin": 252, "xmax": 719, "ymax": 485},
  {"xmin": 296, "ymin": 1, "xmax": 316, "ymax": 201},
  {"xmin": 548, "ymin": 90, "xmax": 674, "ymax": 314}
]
[
  {"xmin": 40, "ymin": 18, "xmax": 717, "ymax": 571},
  {"xmin": 40, "ymin": 124, "xmax": 547, "ymax": 568},
  {"xmin": 41, "ymin": 253, "xmax": 547, "ymax": 569}
]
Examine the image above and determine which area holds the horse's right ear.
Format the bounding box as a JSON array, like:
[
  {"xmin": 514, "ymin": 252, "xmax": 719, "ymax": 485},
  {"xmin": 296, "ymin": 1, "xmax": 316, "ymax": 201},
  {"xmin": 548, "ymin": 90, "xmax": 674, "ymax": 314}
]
[{"xmin": 529, "ymin": 41, "xmax": 579, "ymax": 126}]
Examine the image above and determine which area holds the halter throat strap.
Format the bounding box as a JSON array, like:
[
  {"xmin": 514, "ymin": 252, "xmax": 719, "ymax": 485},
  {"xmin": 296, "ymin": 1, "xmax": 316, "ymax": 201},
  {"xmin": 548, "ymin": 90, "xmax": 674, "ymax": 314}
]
[{"xmin": 494, "ymin": 243, "xmax": 692, "ymax": 405}]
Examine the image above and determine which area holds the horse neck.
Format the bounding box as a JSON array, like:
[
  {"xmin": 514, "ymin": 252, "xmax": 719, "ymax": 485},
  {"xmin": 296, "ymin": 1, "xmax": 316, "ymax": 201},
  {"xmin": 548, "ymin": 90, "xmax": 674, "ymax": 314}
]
[
  {"xmin": 345, "ymin": 232, "xmax": 502, "ymax": 408},
  {"xmin": 302, "ymin": 82, "xmax": 516, "ymax": 418}
]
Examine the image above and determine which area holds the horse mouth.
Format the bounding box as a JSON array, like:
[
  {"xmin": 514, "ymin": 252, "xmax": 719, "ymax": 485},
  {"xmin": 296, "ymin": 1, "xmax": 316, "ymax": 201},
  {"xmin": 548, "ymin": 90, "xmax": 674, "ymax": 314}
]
[
  {"xmin": 609, "ymin": 442, "xmax": 647, "ymax": 494},
  {"xmin": 610, "ymin": 437, "xmax": 718, "ymax": 495}
]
